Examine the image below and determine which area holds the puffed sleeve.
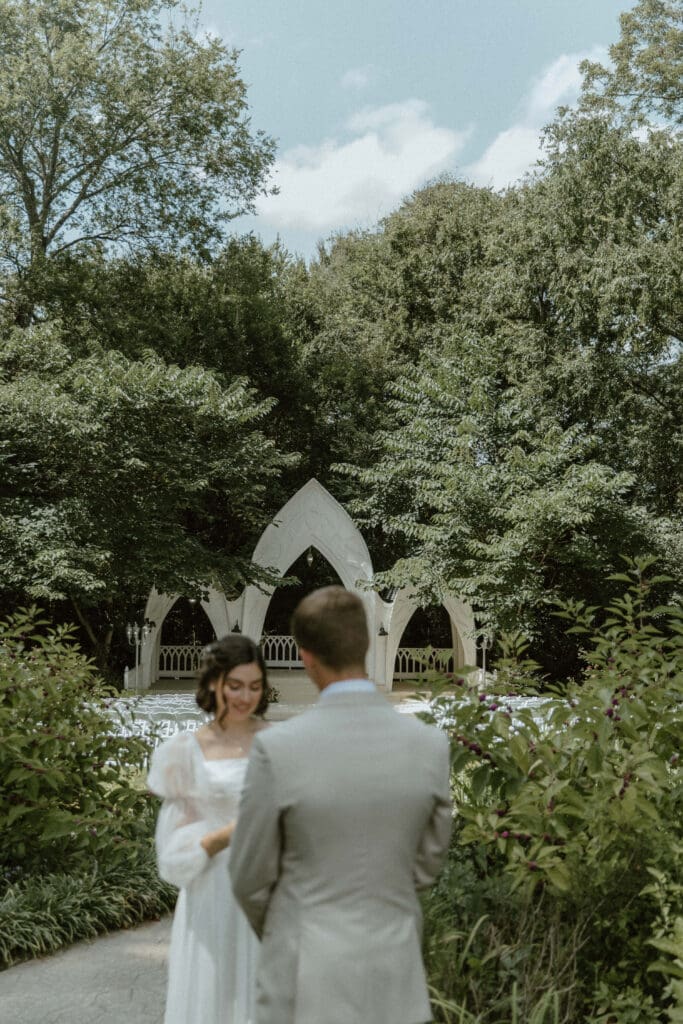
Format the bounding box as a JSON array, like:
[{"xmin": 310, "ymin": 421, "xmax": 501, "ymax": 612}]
[{"xmin": 147, "ymin": 733, "xmax": 210, "ymax": 888}]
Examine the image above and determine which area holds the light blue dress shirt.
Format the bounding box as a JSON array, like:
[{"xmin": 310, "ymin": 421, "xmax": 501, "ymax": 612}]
[{"xmin": 318, "ymin": 678, "xmax": 376, "ymax": 700}]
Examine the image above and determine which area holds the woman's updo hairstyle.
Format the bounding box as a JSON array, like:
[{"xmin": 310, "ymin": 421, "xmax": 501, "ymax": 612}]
[{"xmin": 196, "ymin": 635, "xmax": 269, "ymax": 717}]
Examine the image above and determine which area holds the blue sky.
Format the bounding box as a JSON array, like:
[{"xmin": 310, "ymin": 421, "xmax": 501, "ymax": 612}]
[{"xmin": 196, "ymin": 0, "xmax": 632, "ymax": 259}]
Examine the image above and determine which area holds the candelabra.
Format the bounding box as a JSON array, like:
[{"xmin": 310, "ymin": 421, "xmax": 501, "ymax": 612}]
[{"xmin": 126, "ymin": 621, "xmax": 151, "ymax": 693}]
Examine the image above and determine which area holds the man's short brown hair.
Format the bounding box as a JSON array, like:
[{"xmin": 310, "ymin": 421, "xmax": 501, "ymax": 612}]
[{"xmin": 291, "ymin": 586, "xmax": 369, "ymax": 670}]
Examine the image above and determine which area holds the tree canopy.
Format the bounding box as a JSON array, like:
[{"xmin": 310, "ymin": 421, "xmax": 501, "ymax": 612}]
[
  {"xmin": 0, "ymin": 323, "xmax": 295, "ymax": 666},
  {"xmin": 0, "ymin": 0, "xmax": 275, "ymax": 321},
  {"xmin": 0, "ymin": 0, "xmax": 681, "ymax": 681},
  {"xmin": 293, "ymin": 0, "xmax": 683, "ymax": 675}
]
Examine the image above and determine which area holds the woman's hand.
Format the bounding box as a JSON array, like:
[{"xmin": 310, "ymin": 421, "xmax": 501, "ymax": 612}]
[{"xmin": 200, "ymin": 821, "xmax": 236, "ymax": 858}]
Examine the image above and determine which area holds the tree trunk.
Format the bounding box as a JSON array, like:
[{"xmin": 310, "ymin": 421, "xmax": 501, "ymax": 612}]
[{"xmin": 70, "ymin": 597, "xmax": 106, "ymax": 667}]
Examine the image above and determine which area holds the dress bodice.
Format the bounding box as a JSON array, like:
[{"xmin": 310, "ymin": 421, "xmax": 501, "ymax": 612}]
[
  {"xmin": 147, "ymin": 730, "xmax": 249, "ymax": 827},
  {"xmin": 199, "ymin": 756, "xmax": 249, "ymax": 828}
]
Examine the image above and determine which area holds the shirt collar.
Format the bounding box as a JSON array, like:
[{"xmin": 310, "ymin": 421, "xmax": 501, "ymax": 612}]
[{"xmin": 318, "ymin": 678, "xmax": 376, "ymax": 700}]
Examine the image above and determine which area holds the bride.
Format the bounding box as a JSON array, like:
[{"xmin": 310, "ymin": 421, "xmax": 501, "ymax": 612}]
[{"xmin": 147, "ymin": 635, "xmax": 271, "ymax": 1024}]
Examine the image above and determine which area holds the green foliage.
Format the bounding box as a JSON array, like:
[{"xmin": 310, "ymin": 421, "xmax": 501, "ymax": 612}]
[
  {"xmin": 31, "ymin": 238, "xmax": 310, "ymax": 487},
  {"xmin": 0, "ymin": 0, "xmax": 274, "ymax": 320},
  {"xmin": 422, "ymin": 562, "xmax": 683, "ymax": 1022},
  {"xmin": 577, "ymin": 0, "xmax": 683, "ymax": 128},
  {"xmin": 329, "ymin": 10, "xmax": 683, "ymax": 675},
  {"xmin": 0, "ymin": 323, "xmax": 295, "ymax": 663},
  {"xmin": 0, "ymin": 607, "xmax": 157, "ymax": 875},
  {"xmin": 0, "ymin": 842, "xmax": 175, "ymax": 969}
]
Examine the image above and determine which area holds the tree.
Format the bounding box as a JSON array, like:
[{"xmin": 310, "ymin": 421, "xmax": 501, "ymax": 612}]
[
  {"xmin": 345, "ymin": 354, "xmax": 681, "ymax": 677},
  {"xmin": 577, "ymin": 0, "xmax": 683, "ymax": 127},
  {"xmin": 0, "ymin": 0, "xmax": 275, "ymax": 322},
  {"xmin": 319, "ymin": 20, "xmax": 683, "ymax": 676},
  {"xmin": 0, "ymin": 323, "xmax": 295, "ymax": 668},
  {"xmin": 33, "ymin": 236, "xmax": 310, "ymax": 484}
]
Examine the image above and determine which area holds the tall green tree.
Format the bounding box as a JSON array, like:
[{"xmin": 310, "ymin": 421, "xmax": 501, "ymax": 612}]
[
  {"xmin": 577, "ymin": 0, "xmax": 683, "ymax": 126},
  {"xmin": 0, "ymin": 324, "xmax": 295, "ymax": 667},
  {"xmin": 319, "ymin": 2, "xmax": 683, "ymax": 676},
  {"xmin": 0, "ymin": 0, "xmax": 274, "ymax": 322}
]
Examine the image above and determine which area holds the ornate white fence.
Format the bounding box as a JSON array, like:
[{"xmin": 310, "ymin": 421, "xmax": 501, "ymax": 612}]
[
  {"xmin": 261, "ymin": 635, "xmax": 303, "ymax": 669},
  {"xmin": 157, "ymin": 638, "xmax": 304, "ymax": 678},
  {"xmin": 156, "ymin": 641, "xmax": 452, "ymax": 680},
  {"xmin": 158, "ymin": 644, "xmax": 204, "ymax": 678},
  {"xmin": 394, "ymin": 647, "xmax": 453, "ymax": 679}
]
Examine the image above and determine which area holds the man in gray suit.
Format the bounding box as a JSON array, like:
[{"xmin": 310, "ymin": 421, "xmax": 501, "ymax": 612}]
[{"xmin": 229, "ymin": 586, "xmax": 452, "ymax": 1024}]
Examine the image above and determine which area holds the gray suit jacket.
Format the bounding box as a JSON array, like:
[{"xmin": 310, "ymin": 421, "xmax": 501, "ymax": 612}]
[{"xmin": 229, "ymin": 690, "xmax": 452, "ymax": 1024}]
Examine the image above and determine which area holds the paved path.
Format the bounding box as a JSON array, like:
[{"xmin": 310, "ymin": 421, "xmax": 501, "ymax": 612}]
[{"xmin": 0, "ymin": 917, "xmax": 172, "ymax": 1024}]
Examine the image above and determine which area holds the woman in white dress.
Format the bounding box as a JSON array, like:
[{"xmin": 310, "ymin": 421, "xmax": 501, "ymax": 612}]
[{"xmin": 147, "ymin": 635, "xmax": 271, "ymax": 1024}]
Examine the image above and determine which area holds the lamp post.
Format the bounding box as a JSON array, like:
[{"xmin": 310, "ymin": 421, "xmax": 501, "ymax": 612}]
[
  {"xmin": 477, "ymin": 632, "xmax": 492, "ymax": 688},
  {"xmin": 126, "ymin": 621, "xmax": 150, "ymax": 693}
]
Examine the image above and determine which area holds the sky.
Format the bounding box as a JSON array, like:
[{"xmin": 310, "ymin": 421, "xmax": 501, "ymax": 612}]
[{"xmin": 196, "ymin": 0, "xmax": 633, "ymax": 260}]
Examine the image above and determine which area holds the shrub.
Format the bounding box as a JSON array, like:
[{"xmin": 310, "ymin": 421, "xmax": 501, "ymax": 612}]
[
  {"xmin": 423, "ymin": 559, "xmax": 683, "ymax": 1022},
  {"xmin": 0, "ymin": 608, "xmax": 156, "ymax": 880},
  {"xmin": 0, "ymin": 841, "xmax": 176, "ymax": 968}
]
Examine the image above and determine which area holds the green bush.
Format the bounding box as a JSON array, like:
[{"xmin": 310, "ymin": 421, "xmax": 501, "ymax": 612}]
[
  {"xmin": 423, "ymin": 560, "xmax": 683, "ymax": 1023},
  {"xmin": 0, "ymin": 841, "xmax": 176, "ymax": 968},
  {"xmin": 0, "ymin": 607, "xmax": 156, "ymax": 879}
]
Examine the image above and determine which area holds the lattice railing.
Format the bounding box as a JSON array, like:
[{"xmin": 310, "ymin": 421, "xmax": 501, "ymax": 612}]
[
  {"xmin": 157, "ymin": 638, "xmax": 304, "ymax": 677},
  {"xmin": 261, "ymin": 635, "xmax": 303, "ymax": 669},
  {"xmin": 157, "ymin": 641, "xmax": 453, "ymax": 679},
  {"xmin": 394, "ymin": 647, "xmax": 453, "ymax": 679},
  {"xmin": 158, "ymin": 644, "xmax": 204, "ymax": 677}
]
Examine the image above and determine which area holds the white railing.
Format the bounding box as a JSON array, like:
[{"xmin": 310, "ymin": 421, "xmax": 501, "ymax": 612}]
[
  {"xmin": 394, "ymin": 648, "xmax": 453, "ymax": 679},
  {"xmin": 156, "ymin": 641, "xmax": 454, "ymax": 680},
  {"xmin": 158, "ymin": 644, "xmax": 204, "ymax": 678},
  {"xmin": 156, "ymin": 639, "xmax": 304, "ymax": 679},
  {"xmin": 261, "ymin": 635, "xmax": 303, "ymax": 669}
]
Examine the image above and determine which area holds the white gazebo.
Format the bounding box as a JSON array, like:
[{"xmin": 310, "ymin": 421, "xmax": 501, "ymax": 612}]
[{"xmin": 128, "ymin": 479, "xmax": 476, "ymax": 691}]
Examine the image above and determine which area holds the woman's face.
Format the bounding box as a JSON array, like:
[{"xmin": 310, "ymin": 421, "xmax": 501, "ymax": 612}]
[{"xmin": 214, "ymin": 661, "xmax": 264, "ymax": 723}]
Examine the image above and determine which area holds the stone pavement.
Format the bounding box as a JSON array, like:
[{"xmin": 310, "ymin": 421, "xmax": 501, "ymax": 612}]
[{"xmin": 0, "ymin": 917, "xmax": 172, "ymax": 1024}]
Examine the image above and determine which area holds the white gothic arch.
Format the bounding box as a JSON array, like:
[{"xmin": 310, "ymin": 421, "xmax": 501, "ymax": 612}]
[
  {"xmin": 240, "ymin": 479, "xmax": 375, "ymax": 650},
  {"xmin": 130, "ymin": 479, "xmax": 476, "ymax": 691},
  {"xmin": 380, "ymin": 586, "xmax": 477, "ymax": 686},
  {"xmin": 135, "ymin": 586, "xmax": 233, "ymax": 689}
]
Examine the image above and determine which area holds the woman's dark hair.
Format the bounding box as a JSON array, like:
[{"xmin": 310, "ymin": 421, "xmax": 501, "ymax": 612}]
[{"xmin": 196, "ymin": 635, "xmax": 269, "ymax": 717}]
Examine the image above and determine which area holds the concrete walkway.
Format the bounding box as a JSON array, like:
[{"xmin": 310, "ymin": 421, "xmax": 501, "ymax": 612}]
[{"xmin": 0, "ymin": 917, "xmax": 172, "ymax": 1024}]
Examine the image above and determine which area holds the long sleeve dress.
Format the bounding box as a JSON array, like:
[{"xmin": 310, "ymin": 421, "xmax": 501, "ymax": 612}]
[{"xmin": 147, "ymin": 731, "xmax": 258, "ymax": 1024}]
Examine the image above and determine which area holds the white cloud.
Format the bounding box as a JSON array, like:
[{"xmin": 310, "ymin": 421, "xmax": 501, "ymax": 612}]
[
  {"xmin": 194, "ymin": 25, "xmax": 224, "ymax": 45},
  {"xmin": 466, "ymin": 46, "xmax": 607, "ymax": 189},
  {"xmin": 256, "ymin": 100, "xmax": 470, "ymax": 232},
  {"xmin": 340, "ymin": 66, "xmax": 374, "ymax": 91},
  {"xmin": 467, "ymin": 126, "xmax": 544, "ymax": 190}
]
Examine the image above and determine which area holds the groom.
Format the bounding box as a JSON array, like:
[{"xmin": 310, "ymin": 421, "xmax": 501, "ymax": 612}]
[{"xmin": 229, "ymin": 586, "xmax": 452, "ymax": 1024}]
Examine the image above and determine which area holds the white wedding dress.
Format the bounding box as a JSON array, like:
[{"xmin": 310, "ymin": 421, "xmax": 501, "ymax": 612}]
[{"xmin": 147, "ymin": 731, "xmax": 258, "ymax": 1024}]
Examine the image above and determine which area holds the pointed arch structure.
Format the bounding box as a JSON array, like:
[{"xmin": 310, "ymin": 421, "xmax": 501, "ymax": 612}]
[
  {"xmin": 379, "ymin": 587, "xmax": 476, "ymax": 686},
  {"xmin": 135, "ymin": 586, "xmax": 233, "ymax": 690},
  {"xmin": 240, "ymin": 478, "xmax": 375, "ymax": 643},
  {"xmin": 130, "ymin": 479, "xmax": 476, "ymax": 691}
]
